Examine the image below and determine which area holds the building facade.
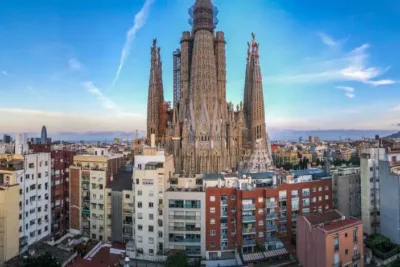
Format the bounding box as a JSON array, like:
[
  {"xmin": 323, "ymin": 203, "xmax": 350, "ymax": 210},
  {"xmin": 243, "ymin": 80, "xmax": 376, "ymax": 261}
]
[
  {"xmin": 147, "ymin": 0, "xmax": 273, "ymax": 175},
  {"xmin": 378, "ymin": 149, "xmax": 400, "ymax": 244},
  {"xmin": 69, "ymin": 153, "xmax": 124, "ymax": 241},
  {"xmin": 361, "ymin": 147, "xmax": 385, "ymax": 235},
  {"xmin": 203, "ymin": 169, "xmax": 333, "ymax": 259},
  {"xmin": 132, "ymin": 141, "xmax": 175, "ymax": 261},
  {"xmin": 332, "ymin": 167, "xmax": 361, "ymax": 218},
  {"xmin": 297, "ymin": 210, "xmax": 364, "ymax": 267},
  {"xmin": 0, "ymin": 163, "xmax": 20, "ymax": 264}
]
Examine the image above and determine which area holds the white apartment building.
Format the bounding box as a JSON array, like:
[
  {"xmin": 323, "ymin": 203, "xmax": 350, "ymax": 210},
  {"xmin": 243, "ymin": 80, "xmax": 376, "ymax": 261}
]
[
  {"xmin": 15, "ymin": 133, "xmax": 28, "ymax": 155},
  {"xmin": 19, "ymin": 153, "xmax": 52, "ymax": 250},
  {"xmin": 131, "ymin": 139, "xmax": 174, "ymax": 262},
  {"xmin": 361, "ymin": 147, "xmax": 385, "ymax": 235}
]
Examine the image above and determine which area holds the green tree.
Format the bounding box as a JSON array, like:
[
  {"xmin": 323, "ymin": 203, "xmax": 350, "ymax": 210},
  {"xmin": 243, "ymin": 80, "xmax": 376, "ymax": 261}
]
[
  {"xmin": 24, "ymin": 252, "xmax": 61, "ymax": 267},
  {"xmin": 166, "ymin": 251, "xmax": 189, "ymax": 267}
]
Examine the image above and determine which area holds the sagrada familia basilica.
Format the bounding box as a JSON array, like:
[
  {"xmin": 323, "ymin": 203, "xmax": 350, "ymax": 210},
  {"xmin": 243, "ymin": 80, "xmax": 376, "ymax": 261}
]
[{"xmin": 146, "ymin": 0, "xmax": 273, "ymax": 176}]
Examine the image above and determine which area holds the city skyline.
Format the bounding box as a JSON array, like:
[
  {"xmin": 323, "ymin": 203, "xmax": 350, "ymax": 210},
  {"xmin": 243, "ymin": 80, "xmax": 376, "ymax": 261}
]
[{"xmin": 1, "ymin": 0, "xmax": 399, "ymax": 134}]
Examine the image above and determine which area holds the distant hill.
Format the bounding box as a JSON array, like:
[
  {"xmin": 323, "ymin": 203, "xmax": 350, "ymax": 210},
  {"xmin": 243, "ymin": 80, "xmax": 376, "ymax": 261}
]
[{"xmin": 386, "ymin": 131, "xmax": 400, "ymax": 139}]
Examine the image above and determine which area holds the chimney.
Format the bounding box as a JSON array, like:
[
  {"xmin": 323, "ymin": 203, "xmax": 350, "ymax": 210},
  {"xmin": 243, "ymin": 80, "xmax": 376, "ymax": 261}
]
[{"xmin": 151, "ymin": 134, "xmax": 155, "ymax": 148}]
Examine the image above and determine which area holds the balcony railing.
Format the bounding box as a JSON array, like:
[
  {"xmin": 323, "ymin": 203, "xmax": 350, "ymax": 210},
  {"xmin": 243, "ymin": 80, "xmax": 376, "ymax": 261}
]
[
  {"xmin": 266, "ymin": 213, "xmax": 278, "ymax": 220},
  {"xmin": 221, "ymin": 199, "xmax": 228, "ymax": 206},
  {"xmin": 302, "ymin": 192, "xmax": 310, "ymax": 197},
  {"xmin": 279, "ymin": 226, "xmax": 287, "ymax": 232},
  {"xmin": 242, "ymin": 239, "xmax": 256, "ymax": 246},
  {"xmin": 332, "ymin": 262, "xmax": 342, "ymax": 267},
  {"xmin": 221, "ymin": 223, "xmax": 228, "ymax": 229},
  {"xmin": 266, "ymin": 202, "xmax": 277, "ymax": 208},
  {"xmin": 279, "ymin": 216, "xmax": 287, "ymax": 222},
  {"xmin": 292, "ymin": 205, "xmax": 299, "ymax": 211},
  {"xmin": 221, "ymin": 234, "xmax": 228, "ymax": 239},
  {"xmin": 279, "ymin": 196, "xmax": 287, "ymax": 201},
  {"xmin": 280, "ymin": 206, "xmax": 287, "ymax": 211},
  {"xmin": 169, "ymin": 238, "xmax": 200, "ymax": 243},
  {"xmin": 242, "ymin": 204, "xmax": 256, "ymax": 210},
  {"xmin": 168, "ymin": 215, "xmax": 201, "ymax": 220},
  {"xmin": 352, "ymin": 253, "xmax": 361, "ymax": 261},
  {"xmin": 221, "ymin": 211, "xmax": 228, "ymax": 217},
  {"xmin": 242, "ymin": 228, "xmax": 256, "ymax": 234},
  {"xmin": 242, "ymin": 216, "xmax": 256, "ymax": 222},
  {"xmin": 266, "ymin": 225, "xmax": 278, "ymax": 231}
]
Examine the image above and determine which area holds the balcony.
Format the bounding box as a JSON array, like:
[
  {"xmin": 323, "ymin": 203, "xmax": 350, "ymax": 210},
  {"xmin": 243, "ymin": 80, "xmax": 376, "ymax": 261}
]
[
  {"xmin": 221, "ymin": 234, "xmax": 228, "ymax": 239},
  {"xmin": 168, "ymin": 226, "xmax": 200, "ymax": 232},
  {"xmin": 242, "ymin": 216, "xmax": 256, "ymax": 222},
  {"xmin": 280, "ymin": 206, "xmax": 287, "ymax": 212},
  {"xmin": 292, "ymin": 205, "xmax": 299, "ymax": 211},
  {"xmin": 266, "ymin": 225, "xmax": 278, "ymax": 232},
  {"xmin": 279, "ymin": 196, "xmax": 287, "ymax": 201},
  {"xmin": 221, "ymin": 223, "xmax": 228, "ymax": 229},
  {"xmin": 242, "ymin": 239, "xmax": 256, "ymax": 246},
  {"xmin": 302, "ymin": 202, "xmax": 310, "ymax": 208},
  {"xmin": 221, "ymin": 199, "xmax": 228, "ymax": 206},
  {"xmin": 332, "ymin": 262, "xmax": 342, "ymax": 267},
  {"xmin": 242, "ymin": 204, "xmax": 256, "ymax": 210},
  {"xmin": 266, "ymin": 213, "xmax": 278, "ymax": 220},
  {"xmin": 279, "ymin": 216, "xmax": 287, "ymax": 222},
  {"xmin": 169, "ymin": 238, "xmax": 200, "ymax": 243},
  {"xmin": 168, "ymin": 215, "xmax": 201, "ymax": 220},
  {"xmin": 221, "ymin": 211, "xmax": 228, "ymax": 217},
  {"xmin": 292, "ymin": 194, "xmax": 299, "ymax": 199},
  {"xmin": 242, "ymin": 228, "xmax": 256, "ymax": 235},
  {"xmin": 279, "ymin": 226, "xmax": 287, "ymax": 232},
  {"xmin": 352, "ymin": 253, "xmax": 361, "ymax": 261},
  {"xmin": 266, "ymin": 202, "xmax": 278, "ymax": 208},
  {"xmin": 302, "ymin": 192, "xmax": 310, "ymax": 197}
]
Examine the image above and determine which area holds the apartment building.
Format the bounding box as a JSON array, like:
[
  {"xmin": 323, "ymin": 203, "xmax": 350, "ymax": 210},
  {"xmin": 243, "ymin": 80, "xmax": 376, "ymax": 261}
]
[
  {"xmin": 132, "ymin": 140, "xmax": 175, "ymax": 261},
  {"xmin": 332, "ymin": 166, "xmax": 361, "ymax": 218},
  {"xmin": 297, "ymin": 210, "xmax": 363, "ymax": 267},
  {"xmin": 165, "ymin": 176, "xmax": 205, "ymax": 259},
  {"xmin": 0, "ymin": 163, "xmax": 20, "ymax": 264},
  {"xmin": 69, "ymin": 152, "xmax": 124, "ymax": 241},
  {"xmin": 203, "ymin": 168, "xmax": 333, "ymax": 259},
  {"xmin": 29, "ymin": 144, "xmax": 76, "ymax": 239},
  {"xmin": 361, "ymin": 147, "xmax": 385, "ymax": 235},
  {"xmin": 378, "ymin": 149, "xmax": 400, "ymax": 244},
  {"xmin": 21, "ymin": 153, "xmax": 52, "ymax": 247},
  {"xmin": 106, "ymin": 170, "xmax": 133, "ymax": 243}
]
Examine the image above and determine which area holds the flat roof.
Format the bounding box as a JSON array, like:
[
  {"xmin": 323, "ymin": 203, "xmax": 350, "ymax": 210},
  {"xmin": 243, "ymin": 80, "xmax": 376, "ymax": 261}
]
[
  {"xmin": 106, "ymin": 171, "xmax": 132, "ymax": 191},
  {"xmin": 304, "ymin": 210, "xmax": 343, "ymax": 226},
  {"xmin": 319, "ymin": 218, "xmax": 362, "ymax": 233}
]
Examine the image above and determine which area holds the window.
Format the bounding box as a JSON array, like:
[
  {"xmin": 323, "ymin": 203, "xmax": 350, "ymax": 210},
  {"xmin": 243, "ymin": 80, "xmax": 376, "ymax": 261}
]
[
  {"xmin": 138, "ymin": 225, "xmax": 143, "ymax": 231},
  {"xmin": 210, "ymin": 196, "xmax": 216, "ymax": 202},
  {"xmin": 318, "ymin": 196, "xmax": 322, "ymax": 201},
  {"xmin": 149, "ymin": 237, "xmax": 154, "ymax": 244},
  {"xmin": 231, "ymin": 207, "xmax": 236, "ymax": 213},
  {"xmin": 138, "ymin": 202, "xmax": 142, "ymax": 208},
  {"xmin": 25, "ymin": 174, "xmax": 29, "ymax": 179},
  {"xmin": 325, "ymin": 185, "xmax": 329, "ymax": 190},
  {"xmin": 258, "ymin": 220, "xmax": 264, "ymax": 226},
  {"xmin": 312, "ymin": 187, "xmax": 316, "ymax": 192},
  {"xmin": 149, "ymin": 249, "xmax": 154, "ymax": 255},
  {"xmin": 148, "ymin": 225, "xmax": 154, "ymax": 232},
  {"xmin": 210, "ymin": 219, "xmax": 215, "ymax": 224},
  {"xmin": 137, "ymin": 190, "xmax": 142, "ymax": 196},
  {"xmin": 318, "ymin": 186, "xmax": 322, "ymax": 191},
  {"xmin": 149, "ymin": 202, "xmax": 154, "ymax": 208},
  {"xmin": 149, "ymin": 214, "xmax": 154, "ymax": 220},
  {"xmin": 334, "ymin": 236, "xmax": 339, "ymax": 250},
  {"xmin": 210, "ymin": 242, "xmax": 216, "ymax": 247},
  {"xmin": 312, "ymin": 197, "xmax": 316, "ymax": 203},
  {"xmin": 345, "ymin": 249, "xmax": 348, "ymax": 255},
  {"xmin": 38, "ymin": 173, "xmax": 42, "ymax": 178},
  {"xmin": 20, "ymin": 189, "xmax": 22, "ymax": 195},
  {"xmin": 210, "ymin": 207, "xmax": 215, "ymax": 213},
  {"xmin": 353, "ymin": 228, "xmax": 358, "ymax": 243},
  {"xmin": 138, "ymin": 213, "xmax": 143, "ymax": 219},
  {"xmin": 345, "ymin": 233, "xmax": 348, "ymax": 238},
  {"xmin": 231, "ymin": 195, "xmax": 236, "ymax": 200},
  {"xmin": 258, "ymin": 197, "xmax": 263, "ymax": 203},
  {"xmin": 142, "ymin": 179, "xmax": 154, "ymax": 185},
  {"xmin": 29, "ymin": 163, "xmax": 34, "ymax": 168},
  {"xmin": 136, "ymin": 179, "xmax": 139, "ymax": 184},
  {"xmin": 210, "ymin": 230, "xmax": 216, "ymax": 236},
  {"xmin": 325, "ymin": 195, "xmax": 329, "ymax": 200},
  {"xmin": 148, "ymin": 191, "xmax": 154, "ymax": 197},
  {"xmin": 258, "ymin": 232, "xmax": 264, "ymax": 237},
  {"xmin": 99, "ymin": 184, "xmax": 103, "ymax": 190},
  {"xmin": 258, "ymin": 208, "xmax": 263, "ymax": 214}
]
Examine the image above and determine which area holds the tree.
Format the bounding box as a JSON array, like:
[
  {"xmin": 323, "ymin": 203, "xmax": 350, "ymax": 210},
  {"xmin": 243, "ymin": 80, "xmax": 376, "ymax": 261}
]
[
  {"xmin": 24, "ymin": 252, "xmax": 61, "ymax": 267},
  {"xmin": 166, "ymin": 251, "xmax": 189, "ymax": 267},
  {"xmin": 282, "ymin": 162, "xmax": 293, "ymax": 171}
]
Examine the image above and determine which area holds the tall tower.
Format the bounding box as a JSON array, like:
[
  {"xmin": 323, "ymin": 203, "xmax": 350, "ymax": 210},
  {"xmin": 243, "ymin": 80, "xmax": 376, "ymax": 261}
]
[
  {"xmin": 41, "ymin": 125, "xmax": 48, "ymax": 145},
  {"xmin": 146, "ymin": 39, "xmax": 165, "ymax": 142},
  {"xmin": 243, "ymin": 33, "xmax": 267, "ymax": 148}
]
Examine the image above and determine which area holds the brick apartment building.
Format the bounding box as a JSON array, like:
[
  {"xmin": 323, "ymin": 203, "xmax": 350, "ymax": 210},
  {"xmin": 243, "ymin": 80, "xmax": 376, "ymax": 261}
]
[
  {"xmin": 297, "ymin": 210, "xmax": 364, "ymax": 267},
  {"xmin": 29, "ymin": 144, "xmax": 75, "ymax": 239},
  {"xmin": 203, "ymin": 169, "xmax": 333, "ymax": 259}
]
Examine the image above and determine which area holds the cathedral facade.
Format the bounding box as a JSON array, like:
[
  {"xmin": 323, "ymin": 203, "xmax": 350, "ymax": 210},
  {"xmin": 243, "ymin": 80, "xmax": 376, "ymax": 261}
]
[{"xmin": 146, "ymin": 0, "xmax": 272, "ymax": 176}]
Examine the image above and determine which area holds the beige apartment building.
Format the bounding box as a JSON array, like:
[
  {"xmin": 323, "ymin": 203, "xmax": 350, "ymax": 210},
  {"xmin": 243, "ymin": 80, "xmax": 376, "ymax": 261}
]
[
  {"xmin": 0, "ymin": 161, "xmax": 21, "ymax": 264},
  {"xmin": 69, "ymin": 150, "xmax": 124, "ymax": 241}
]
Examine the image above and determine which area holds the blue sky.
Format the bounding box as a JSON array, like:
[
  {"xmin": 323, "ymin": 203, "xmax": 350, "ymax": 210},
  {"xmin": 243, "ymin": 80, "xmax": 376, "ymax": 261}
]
[{"xmin": 0, "ymin": 0, "xmax": 399, "ymax": 134}]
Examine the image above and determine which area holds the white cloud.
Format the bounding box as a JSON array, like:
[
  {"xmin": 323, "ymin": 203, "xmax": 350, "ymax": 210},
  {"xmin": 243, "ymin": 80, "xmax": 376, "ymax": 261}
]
[
  {"xmin": 68, "ymin": 58, "xmax": 82, "ymax": 70},
  {"xmin": 336, "ymin": 86, "xmax": 355, "ymax": 98},
  {"xmin": 28, "ymin": 86, "xmax": 44, "ymax": 100},
  {"xmin": 266, "ymin": 40, "xmax": 395, "ymax": 87},
  {"xmin": 392, "ymin": 105, "xmax": 400, "ymax": 111},
  {"xmin": 0, "ymin": 107, "xmax": 145, "ymax": 132},
  {"xmin": 1, "ymin": 70, "xmax": 8, "ymax": 76},
  {"xmin": 110, "ymin": 0, "xmax": 154, "ymax": 88},
  {"xmin": 83, "ymin": 81, "xmax": 142, "ymax": 117},
  {"xmin": 318, "ymin": 32, "xmax": 338, "ymax": 46}
]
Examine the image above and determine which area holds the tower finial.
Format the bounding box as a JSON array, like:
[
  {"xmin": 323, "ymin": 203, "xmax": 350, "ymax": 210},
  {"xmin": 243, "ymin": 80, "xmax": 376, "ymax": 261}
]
[
  {"xmin": 251, "ymin": 32, "xmax": 256, "ymax": 42},
  {"xmin": 153, "ymin": 38, "xmax": 157, "ymax": 47}
]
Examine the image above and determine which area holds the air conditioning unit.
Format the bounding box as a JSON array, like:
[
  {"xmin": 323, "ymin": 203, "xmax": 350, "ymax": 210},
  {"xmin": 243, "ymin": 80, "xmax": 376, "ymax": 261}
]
[{"xmin": 318, "ymin": 223, "xmax": 324, "ymax": 227}]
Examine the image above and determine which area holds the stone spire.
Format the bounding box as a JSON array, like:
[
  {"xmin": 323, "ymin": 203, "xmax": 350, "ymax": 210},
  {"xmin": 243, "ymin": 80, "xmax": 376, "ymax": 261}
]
[
  {"xmin": 243, "ymin": 33, "xmax": 267, "ymax": 149},
  {"xmin": 243, "ymin": 138, "xmax": 273, "ymax": 173},
  {"xmin": 146, "ymin": 39, "xmax": 164, "ymax": 141}
]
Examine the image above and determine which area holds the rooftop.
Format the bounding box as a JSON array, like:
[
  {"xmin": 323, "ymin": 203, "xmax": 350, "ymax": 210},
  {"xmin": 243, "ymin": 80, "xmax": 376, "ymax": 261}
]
[
  {"xmin": 106, "ymin": 171, "xmax": 132, "ymax": 191},
  {"xmin": 6, "ymin": 241, "xmax": 77, "ymax": 266},
  {"xmin": 304, "ymin": 210, "xmax": 343, "ymax": 226},
  {"xmin": 319, "ymin": 218, "xmax": 362, "ymax": 233}
]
